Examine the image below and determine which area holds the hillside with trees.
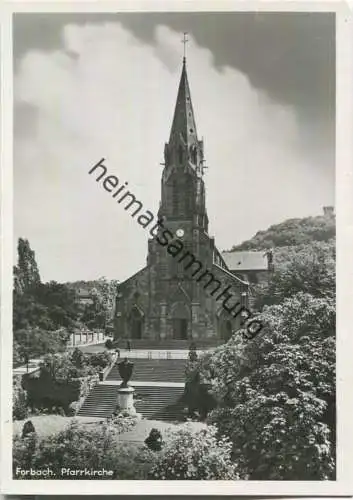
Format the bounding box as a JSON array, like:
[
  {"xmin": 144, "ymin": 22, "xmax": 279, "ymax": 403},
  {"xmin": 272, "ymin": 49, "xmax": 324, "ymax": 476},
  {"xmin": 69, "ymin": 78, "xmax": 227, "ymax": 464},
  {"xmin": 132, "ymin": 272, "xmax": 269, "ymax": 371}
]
[{"xmin": 229, "ymin": 213, "xmax": 335, "ymax": 251}]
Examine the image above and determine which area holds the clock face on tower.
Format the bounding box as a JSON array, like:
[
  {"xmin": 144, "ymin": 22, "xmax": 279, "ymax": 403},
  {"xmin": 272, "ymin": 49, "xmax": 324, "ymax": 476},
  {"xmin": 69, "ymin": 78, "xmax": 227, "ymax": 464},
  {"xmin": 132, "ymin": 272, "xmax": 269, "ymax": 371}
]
[{"xmin": 176, "ymin": 228, "xmax": 184, "ymax": 238}]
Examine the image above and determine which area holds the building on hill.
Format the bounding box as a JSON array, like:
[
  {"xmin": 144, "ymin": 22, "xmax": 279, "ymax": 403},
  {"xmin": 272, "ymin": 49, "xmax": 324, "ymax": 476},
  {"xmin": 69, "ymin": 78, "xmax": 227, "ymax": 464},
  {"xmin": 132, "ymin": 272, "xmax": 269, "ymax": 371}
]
[
  {"xmin": 221, "ymin": 250, "xmax": 273, "ymax": 284},
  {"xmin": 323, "ymin": 206, "xmax": 334, "ymax": 217},
  {"xmin": 114, "ymin": 56, "xmax": 249, "ymax": 343},
  {"xmin": 75, "ymin": 287, "xmax": 94, "ymax": 305}
]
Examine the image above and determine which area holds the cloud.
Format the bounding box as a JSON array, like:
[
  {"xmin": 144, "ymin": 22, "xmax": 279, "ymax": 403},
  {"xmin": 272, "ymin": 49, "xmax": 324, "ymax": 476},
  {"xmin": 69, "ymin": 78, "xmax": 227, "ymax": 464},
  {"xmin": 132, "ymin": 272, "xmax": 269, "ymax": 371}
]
[{"xmin": 14, "ymin": 23, "xmax": 334, "ymax": 282}]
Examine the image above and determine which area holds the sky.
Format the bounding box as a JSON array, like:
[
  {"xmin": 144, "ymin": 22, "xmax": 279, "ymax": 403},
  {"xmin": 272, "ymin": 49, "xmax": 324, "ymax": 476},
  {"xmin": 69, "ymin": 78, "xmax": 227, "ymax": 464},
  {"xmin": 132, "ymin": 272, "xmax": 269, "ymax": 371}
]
[{"xmin": 13, "ymin": 12, "xmax": 335, "ymax": 283}]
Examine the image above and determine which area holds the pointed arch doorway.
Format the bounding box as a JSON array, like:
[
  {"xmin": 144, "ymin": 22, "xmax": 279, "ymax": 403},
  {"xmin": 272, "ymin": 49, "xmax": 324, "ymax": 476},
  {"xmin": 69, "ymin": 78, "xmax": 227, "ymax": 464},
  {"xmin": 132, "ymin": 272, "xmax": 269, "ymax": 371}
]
[
  {"xmin": 171, "ymin": 302, "xmax": 190, "ymax": 340},
  {"xmin": 129, "ymin": 306, "xmax": 144, "ymax": 339},
  {"xmin": 218, "ymin": 311, "xmax": 233, "ymax": 342}
]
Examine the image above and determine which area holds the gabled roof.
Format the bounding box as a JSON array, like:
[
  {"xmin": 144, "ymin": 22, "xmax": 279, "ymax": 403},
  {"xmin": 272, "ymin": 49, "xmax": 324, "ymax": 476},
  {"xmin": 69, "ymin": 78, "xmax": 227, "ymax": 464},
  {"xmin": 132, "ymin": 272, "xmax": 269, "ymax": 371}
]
[{"xmin": 221, "ymin": 251, "xmax": 268, "ymax": 272}]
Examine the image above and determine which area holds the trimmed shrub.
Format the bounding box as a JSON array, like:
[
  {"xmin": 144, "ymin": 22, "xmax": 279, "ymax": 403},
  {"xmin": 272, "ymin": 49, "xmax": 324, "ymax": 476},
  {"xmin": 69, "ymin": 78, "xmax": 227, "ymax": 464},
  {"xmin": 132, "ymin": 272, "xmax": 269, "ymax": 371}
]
[
  {"xmin": 21, "ymin": 420, "xmax": 36, "ymax": 438},
  {"xmin": 105, "ymin": 338, "xmax": 113, "ymax": 350},
  {"xmin": 145, "ymin": 428, "xmax": 163, "ymax": 451}
]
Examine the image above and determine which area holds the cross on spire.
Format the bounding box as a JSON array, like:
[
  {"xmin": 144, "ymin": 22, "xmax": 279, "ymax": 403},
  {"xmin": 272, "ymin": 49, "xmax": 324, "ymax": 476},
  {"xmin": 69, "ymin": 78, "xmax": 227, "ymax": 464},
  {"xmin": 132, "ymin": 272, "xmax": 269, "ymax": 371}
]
[{"xmin": 181, "ymin": 32, "xmax": 189, "ymax": 62}]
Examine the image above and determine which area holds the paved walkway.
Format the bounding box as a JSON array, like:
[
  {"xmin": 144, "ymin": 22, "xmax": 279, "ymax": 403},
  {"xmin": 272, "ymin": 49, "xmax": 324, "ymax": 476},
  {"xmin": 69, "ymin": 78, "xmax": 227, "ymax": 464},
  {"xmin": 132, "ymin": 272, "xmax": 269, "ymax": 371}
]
[
  {"xmin": 13, "ymin": 415, "xmax": 103, "ymax": 438},
  {"xmin": 13, "ymin": 339, "xmax": 111, "ymax": 376},
  {"xmin": 118, "ymin": 419, "xmax": 206, "ymax": 444},
  {"xmin": 13, "ymin": 359, "xmax": 42, "ymax": 376}
]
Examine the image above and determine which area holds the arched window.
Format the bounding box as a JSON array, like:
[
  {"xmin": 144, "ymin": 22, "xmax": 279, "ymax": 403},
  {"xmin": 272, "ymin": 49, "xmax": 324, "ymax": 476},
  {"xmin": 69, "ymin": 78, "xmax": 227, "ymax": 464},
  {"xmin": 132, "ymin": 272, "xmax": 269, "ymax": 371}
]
[
  {"xmin": 172, "ymin": 180, "xmax": 178, "ymax": 213},
  {"xmin": 129, "ymin": 307, "xmax": 143, "ymax": 339},
  {"xmin": 190, "ymin": 145, "xmax": 197, "ymax": 164},
  {"xmin": 184, "ymin": 177, "xmax": 193, "ymax": 213},
  {"xmin": 178, "ymin": 145, "xmax": 183, "ymax": 164}
]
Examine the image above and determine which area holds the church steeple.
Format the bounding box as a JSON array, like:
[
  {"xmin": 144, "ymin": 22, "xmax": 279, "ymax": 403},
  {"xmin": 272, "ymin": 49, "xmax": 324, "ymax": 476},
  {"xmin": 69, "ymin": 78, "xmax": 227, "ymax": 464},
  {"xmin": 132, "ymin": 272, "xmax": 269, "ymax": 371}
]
[
  {"xmin": 164, "ymin": 57, "xmax": 204, "ymax": 172},
  {"xmin": 169, "ymin": 58, "xmax": 198, "ymax": 147},
  {"xmin": 159, "ymin": 53, "xmax": 208, "ymax": 232}
]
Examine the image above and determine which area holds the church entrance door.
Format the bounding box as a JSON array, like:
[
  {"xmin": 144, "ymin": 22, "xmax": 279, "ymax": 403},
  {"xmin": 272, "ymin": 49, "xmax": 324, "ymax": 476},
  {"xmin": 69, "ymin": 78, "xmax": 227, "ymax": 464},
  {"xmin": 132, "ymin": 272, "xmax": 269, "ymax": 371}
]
[
  {"xmin": 130, "ymin": 307, "xmax": 143, "ymax": 339},
  {"xmin": 171, "ymin": 302, "xmax": 190, "ymax": 340},
  {"xmin": 172, "ymin": 318, "xmax": 188, "ymax": 340}
]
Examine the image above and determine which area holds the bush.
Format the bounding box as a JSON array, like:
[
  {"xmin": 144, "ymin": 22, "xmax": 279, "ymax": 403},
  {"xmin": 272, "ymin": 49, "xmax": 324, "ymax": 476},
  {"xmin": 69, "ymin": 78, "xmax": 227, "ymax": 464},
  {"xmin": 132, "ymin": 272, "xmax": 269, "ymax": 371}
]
[
  {"xmin": 71, "ymin": 347, "xmax": 85, "ymax": 368},
  {"xmin": 183, "ymin": 361, "xmax": 216, "ymax": 420},
  {"xmin": 23, "ymin": 356, "xmax": 99, "ymax": 415},
  {"xmin": 145, "ymin": 428, "xmax": 163, "ymax": 451},
  {"xmin": 149, "ymin": 424, "xmax": 239, "ymax": 480},
  {"xmin": 13, "ymin": 433, "xmax": 37, "ymax": 472},
  {"xmin": 105, "ymin": 339, "xmax": 113, "ymax": 350},
  {"xmin": 13, "ymin": 420, "xmax": 153, "ymax": 480},
  {"xmin": 13, "ymin": 386, "xmax": 28, "ymax": 421},
  {"xmin": 21, "ymin": 420, "xmax": 36, "ymax": 438},
  {"xmin": 88, "ymin": 351, "xmax": 112, "ymax": 369}
]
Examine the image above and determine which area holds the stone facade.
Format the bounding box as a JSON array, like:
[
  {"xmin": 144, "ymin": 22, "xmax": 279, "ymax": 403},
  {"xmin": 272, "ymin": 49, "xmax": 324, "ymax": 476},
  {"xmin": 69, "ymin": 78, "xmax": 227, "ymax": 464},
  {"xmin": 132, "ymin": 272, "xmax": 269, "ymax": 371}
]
[{"xmin": 114, "ymin": 58, "xmax": 249, "ymax": 343}]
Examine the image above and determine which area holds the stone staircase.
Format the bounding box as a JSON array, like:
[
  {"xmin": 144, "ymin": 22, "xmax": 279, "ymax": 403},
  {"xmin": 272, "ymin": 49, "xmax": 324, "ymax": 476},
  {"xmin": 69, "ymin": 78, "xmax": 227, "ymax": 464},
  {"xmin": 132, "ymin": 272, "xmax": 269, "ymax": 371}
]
[
  {"xmin": 106, "ymin": 359, "xmax": 186, "ymax": 383},
  {"xmin": 77, "ymin": 384, "xmax": 119, "ymax": 418},
  {"xmin": 77, "ymin": 358, "xmax": 188, "ymax": 421},
  {"xmin": 77, "ymin": 383, "xmax": 185, "ymax": 421},
  {"xmin": 134, "ymin": 386, "xmax": 185, "ymax": 421}
]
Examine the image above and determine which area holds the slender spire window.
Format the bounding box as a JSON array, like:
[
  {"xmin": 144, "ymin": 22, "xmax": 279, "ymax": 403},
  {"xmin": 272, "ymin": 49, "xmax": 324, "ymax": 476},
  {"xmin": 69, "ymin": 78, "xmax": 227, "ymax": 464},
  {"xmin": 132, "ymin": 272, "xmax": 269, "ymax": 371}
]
[
  {"xmin": 172, "ymin": 180, "xmax": 178, "ymax": 213},
  {"xmin": 178, "ymin": 145, "xmax": 183, "ymax": 164}
]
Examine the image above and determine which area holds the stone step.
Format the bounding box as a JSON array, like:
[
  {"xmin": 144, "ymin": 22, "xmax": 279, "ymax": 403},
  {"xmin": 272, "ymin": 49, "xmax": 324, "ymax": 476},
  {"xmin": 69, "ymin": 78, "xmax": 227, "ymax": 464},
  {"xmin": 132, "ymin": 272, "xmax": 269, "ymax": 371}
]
[
  {"xmin": 77, "ymin": 383, "xmax": 185, "ymax": 421},
  {"xmin": 106, "ymin": 358, "xmax": 187, "ymax": 383}
]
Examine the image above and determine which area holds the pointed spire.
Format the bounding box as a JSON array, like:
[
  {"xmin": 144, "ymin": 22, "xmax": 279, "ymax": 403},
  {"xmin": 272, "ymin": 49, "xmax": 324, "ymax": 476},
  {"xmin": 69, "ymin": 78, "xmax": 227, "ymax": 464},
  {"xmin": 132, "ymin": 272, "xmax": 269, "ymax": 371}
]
[{"xmin": 169, "ymin": 58, "xmax": 198, "ymax": 147}]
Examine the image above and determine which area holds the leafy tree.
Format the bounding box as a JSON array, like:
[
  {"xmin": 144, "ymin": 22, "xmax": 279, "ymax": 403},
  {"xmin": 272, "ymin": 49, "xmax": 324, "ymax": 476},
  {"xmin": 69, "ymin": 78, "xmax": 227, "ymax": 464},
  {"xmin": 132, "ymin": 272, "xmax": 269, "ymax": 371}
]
[
  {"xmin": 13, "ymin": 240, "xmax": 81, "ymax": 365},
  {"xmin": 13, "ymin": 292, "xmax": 52, "ymax": 331},
  {"xmin": 71, "ymin": 347, "xmax": 85, "ymax": 369},
  {"xmin": 14, "ymin": 327, "xmax": 69, "ymax": 362},
  {"xmin": 149, "ymin": 424, "xmax": 239, "ymax": 479},
  {"xmin": 13, "ymin": 238, "xmax": 41, "ymax": 294},
  {"xmin": 205, "ymin": 292, "xmax": 335, "ymax": 480},
  {"xmin": 254, "ymin": 241, "xmax": 335, "ymax": 309},
  {"xmin": 39, "ymin": 352, "xmax": 96, "ymax": 381},
  {"xmin": 80, "ymin": 277, "xmax": 118, "ymax": 331},
  {"xmin": 33, "ymin": 282, "xmax": 81, "ymax": 329}
]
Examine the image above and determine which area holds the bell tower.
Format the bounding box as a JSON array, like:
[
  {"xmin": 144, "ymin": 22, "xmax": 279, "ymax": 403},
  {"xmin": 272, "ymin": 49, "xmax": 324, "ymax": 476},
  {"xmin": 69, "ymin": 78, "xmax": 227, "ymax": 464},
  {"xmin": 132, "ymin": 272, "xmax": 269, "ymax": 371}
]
[
  {"xmin": 158, "ymin": 56, "xmax": 209, "ymax": 236},
  {"xmin": 145, "ymin": 52, "xmax": 216, "ymax": 341},
  {"xmin": 115, "ymin": 43, "xmax": 247, "ymax": 343}
]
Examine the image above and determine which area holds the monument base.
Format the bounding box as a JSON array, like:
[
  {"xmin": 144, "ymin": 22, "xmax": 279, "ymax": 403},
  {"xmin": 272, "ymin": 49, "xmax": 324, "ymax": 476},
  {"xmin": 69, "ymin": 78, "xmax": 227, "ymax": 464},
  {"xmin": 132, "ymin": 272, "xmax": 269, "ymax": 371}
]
[{"xmin": 117, "ymin": 386, "xmax": 136, "ymax": 415}]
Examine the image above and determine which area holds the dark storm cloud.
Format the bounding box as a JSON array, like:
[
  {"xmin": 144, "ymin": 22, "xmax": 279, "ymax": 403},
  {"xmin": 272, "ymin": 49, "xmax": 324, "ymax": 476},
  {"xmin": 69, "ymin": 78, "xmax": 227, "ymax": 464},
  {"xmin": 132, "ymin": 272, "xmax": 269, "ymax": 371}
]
[
  {"xmin": 13, "ymin": 11, "xmax": 335, "ymax": 170},
  {"xmin": 13, "ymin": 12, "xmax": 334, "ymax": 114}
]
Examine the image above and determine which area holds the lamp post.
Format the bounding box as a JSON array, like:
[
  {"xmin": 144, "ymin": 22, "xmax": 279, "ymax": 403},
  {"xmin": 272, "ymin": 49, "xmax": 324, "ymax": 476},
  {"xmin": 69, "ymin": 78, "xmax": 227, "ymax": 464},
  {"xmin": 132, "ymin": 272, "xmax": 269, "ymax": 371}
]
[{"xmin": 25, "ymin": 328, "xmax": 30, "ymax": 373}]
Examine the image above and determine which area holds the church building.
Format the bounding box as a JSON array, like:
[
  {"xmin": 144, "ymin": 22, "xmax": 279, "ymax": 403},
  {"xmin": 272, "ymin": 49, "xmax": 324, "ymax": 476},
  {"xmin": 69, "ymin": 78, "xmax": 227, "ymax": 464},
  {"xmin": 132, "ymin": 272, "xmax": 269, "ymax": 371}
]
[{"xmin": 114, "ymin": 57, "xmax": 250, "ymax": 343}]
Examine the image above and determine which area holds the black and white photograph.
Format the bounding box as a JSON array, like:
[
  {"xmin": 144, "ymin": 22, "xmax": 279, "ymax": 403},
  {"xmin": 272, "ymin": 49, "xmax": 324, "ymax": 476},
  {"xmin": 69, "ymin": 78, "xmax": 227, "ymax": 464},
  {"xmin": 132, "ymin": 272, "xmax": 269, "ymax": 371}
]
[{"xmin": 1, "ymin": 2, "xmax": 353, "ymax": 494}]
